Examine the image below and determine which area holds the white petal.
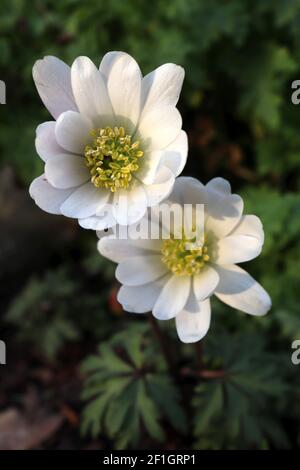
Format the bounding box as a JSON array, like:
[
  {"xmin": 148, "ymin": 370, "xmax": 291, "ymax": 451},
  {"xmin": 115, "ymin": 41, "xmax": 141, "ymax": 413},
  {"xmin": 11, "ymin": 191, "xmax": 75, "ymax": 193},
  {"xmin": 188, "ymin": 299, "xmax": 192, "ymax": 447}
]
[
  {"xmin": 45, "ymin": 153, "xmax": 89, "ymax": 189},
  {"xmin": 60, "ymin": 182, "xmax": 109, "ymax": 218},
  {"xmin": 184, "ymin": 285, "xmax": 201, "ymax": 313},
  {"xmin": 32, "ymin": 56, "xmax": 77, "ymax": 119},
  {"xmin": 71, "ymin": 56, "xmax": 113, "ymax": 124},
  {"xmin": 35, "ymin": 122, "xmax": 64, "ymax": 162},
  {"xmin": 29, "ymin": 174, "xmax": 73, "ymax": 215},
  {"xmin": 137, "ymin": 105, "xmax": 182, "ymax": 151},
  {"xmin": 229, "ymin": 215, "xmax": 264, "ymax": 243},
  {"xmin": 105, "ymin": 52, "xmax": 142, "ymax": 132},
  {"xmin": 175, "ymin": 299, "xmax": 211, "ymax": 343},
  {"xmin": 116, "ymin": 255, "xmax": 168, "ymax": 286},
  {"xmin": 79, "ymin": 215, "xmax": 115, "ymax": 231},
  {"xmin": 144, "ymin": 167, "xmax": 175, "ymax": 207},
  {"xmin": 141, "ymin": 63, "xmax": 184, "ymax": 115},
  {"xmin": 164, "ymin": 177, "xmax": 206, "ymax": 240},
  {"xmin": 98, "ymin": 237, "xmax": 162, "ymax": 263},
  {"xmin": 193, "ymin": 266, "xmax": 219, "ymax": 301},
  {"xmin": 214, "ymin": 264, "xmax": 271, "ymax": 316},
  {"xmin": 113, "ymin": 180, "xmax": 148, "ymax": 225},
  {"xmin": 135, "ymin": 150, "xmax": 163, "ymax": 185},
  {"xmin": 206, "ymin": 177, "xmax": 231, "ymax": 195},
  {"xmin": 99, "ymin": 51, "xmax": 127, "ymax": 80},
  {"xmin": 79, "ymin": 202, "xmax": 115, "ymax": 230},
  {"xmin": 55, "ymin": 111, "xmax": 92, "ymax": 154},
  {"xmin": 153, "ymin": 274, "xmax": 191, "ymax": 320},
  {"xmin": 205, "ymin": 185, "xmax": 244, "ymax": 239},
  {"xmin": 117, "ymin": 279, "xmax": 164, "ymax": 313},
  {"xmin": 96, "ymin": 227, "xmax": 116, "ymax": 239},
  {"xmin": 184, "ymin": 180, "xmax": 207, "ymax": 240},
  {"xmin": 168, "ymin": 176, "xmax": 207, "ymax": 206},
  {"xmin": 160, "ymin": 131, "xmax": 188, "ymax": 177},
  {"xmin": 215, "ymin": 235, "xmax": 262, "ymax": 265}
]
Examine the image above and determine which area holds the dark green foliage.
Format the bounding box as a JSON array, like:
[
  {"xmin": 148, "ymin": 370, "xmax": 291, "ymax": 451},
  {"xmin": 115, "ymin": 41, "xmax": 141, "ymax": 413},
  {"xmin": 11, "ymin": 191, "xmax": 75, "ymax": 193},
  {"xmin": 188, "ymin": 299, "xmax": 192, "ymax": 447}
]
[
  {"xmin": 241, "ymin": 186, "xmax": 300, "ymax": 343},
  {"xmin": 5, "ymin": 268, "xmax": 80, "ymax": 358},
  {"xmin": 193, "ymin": 332, "xmax": 290, "ymax": 449},
  {"xmin": 81, "ymin": 325, "xmax": 187, "ymax": 448},
  {"xmin": 5, "ymin": 261, "xmax": 116, "ymax": 358}
]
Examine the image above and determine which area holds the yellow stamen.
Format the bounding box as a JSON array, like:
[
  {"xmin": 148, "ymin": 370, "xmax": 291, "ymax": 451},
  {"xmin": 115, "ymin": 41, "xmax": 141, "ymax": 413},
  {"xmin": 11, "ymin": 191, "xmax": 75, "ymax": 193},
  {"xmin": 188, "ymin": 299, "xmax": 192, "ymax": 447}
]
[
  {"xmin": 84, "ymin": 126, "xmax": 144, "ymax": 192},
  {"xmin": 161, "ymin": 234, "xmax": 210, "ymax": 276}
]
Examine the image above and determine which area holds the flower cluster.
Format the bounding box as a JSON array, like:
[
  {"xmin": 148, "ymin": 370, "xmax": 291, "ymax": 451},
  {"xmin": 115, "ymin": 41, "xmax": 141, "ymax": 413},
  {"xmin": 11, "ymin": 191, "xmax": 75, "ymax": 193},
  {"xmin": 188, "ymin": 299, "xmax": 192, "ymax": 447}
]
[{"xmin": 30, "ymin": 51, "xmax": 271, "ymax": 342}]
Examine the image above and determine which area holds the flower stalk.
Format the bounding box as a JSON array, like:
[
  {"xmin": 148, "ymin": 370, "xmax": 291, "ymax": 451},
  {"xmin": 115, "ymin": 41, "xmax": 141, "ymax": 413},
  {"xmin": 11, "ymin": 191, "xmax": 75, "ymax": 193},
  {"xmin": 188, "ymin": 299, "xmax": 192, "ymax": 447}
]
[{"xmin": 148, "ymin": 314, "xmax": 178, "ymax": 379}]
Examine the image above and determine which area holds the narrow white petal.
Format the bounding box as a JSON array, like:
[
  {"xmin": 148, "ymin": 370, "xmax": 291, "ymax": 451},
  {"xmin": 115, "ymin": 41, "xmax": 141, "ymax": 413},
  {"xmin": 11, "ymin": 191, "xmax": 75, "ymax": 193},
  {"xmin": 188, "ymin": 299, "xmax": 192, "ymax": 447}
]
[
  {"xmin": 116, "ymin": 255, "xmax": 168, "ymax": 286},
  {"xmin": 164, "ymin": 177, "xmax": 206, "ymax": 240},
  {"xmin": 105, "ymin": 52, "xmax": 142, "ymax": 132},
  {"xmin": 141, "ymin": 63, "xmax": 184, "ymax": 115},
  {"xmin": 29, "ymin": 174, "xmax": 73, "ymax": 215},
  {"xmin": 45, "ymin": 154, "xmax": 89, "ymax": 189},
  {"xmin": 96, "ymin": 227, "xmax": 116, "ymax": 239},
  {"xmin": 205, "ymin": 188, "xmax": 244, "ymax": 239},
  {"xmin": 79, "ymin": 205, "xmax": 116, "ymax": 231},
  {"xmin": 71, "ymin": 56, "xmax": 113, "ymax": 123},
  {"xmin": 193, "ymin": 266, "xmax": 219, "ymax": 301},
  {"xmin": 79, "ymin": 217, "xmax": 113, "ymax": 231},
  {"xmin": 60, "ymin": 182, "xmax": 109, "ymax": 218},
  {"xmin": 160, "ymin": 131, "xmax": 188, "ymax": 177},
  {"xmin": 144, "ymin": 167, "xmax": 175, "ymax": 207},
  {"xmin": 168, "ymin": 176, "xmax": 206, "ymax": 206},
  {"xmin": 99, "ymin": 51, "xmax": 127, "ymax": 80},
  {"xmin": 137, "ymin": 105, "xmax": 182, "ymax": 151},
  {"xmin": 113, "ymin": 180, "xmax": 148, "ymax": 225},
  {"xmin": 135, "ymin": 150, "xmax": 163, "ymax": 185},
  {"xmin": 214, "ymin": 264, "xmax": 271, "ymax": 316},
  {"xmin": 55, "ymin": 111, "xmax": 92, "ymax": 154},
  {"xmin": 35, "ymin": 122, "xmax": 64, "ymax": 162},
  {"xmin": 117, "ymin": 279, "xmax": 164, "ymax": 314},
  {"xmin": 215, "ymin": 235, "xmax": 262, "ymax": 265},
  {"xmin": 206, "ymin": 177, "xmax": 231, "ymax": 195},
  {"xmin": 184, "ymin": 285, "xmax": 201, "ymax": 313},
  {"xmin": 153, "ymin": 275, "xmax": 191, "ymax": 320},
  {"xmin": 229, "ymin": 215, "xmax": 264, "ymax": 243},
  {"xmin": 32, "ymin": 56, "xmax": 77, "ymax": 119},
  {"xmin": 175, "ymin": 299, "xmax": 211, "ymax": 343},
  {"xmin": 98, "ymin": 237, "xmax": 162, "ymax": 263}
]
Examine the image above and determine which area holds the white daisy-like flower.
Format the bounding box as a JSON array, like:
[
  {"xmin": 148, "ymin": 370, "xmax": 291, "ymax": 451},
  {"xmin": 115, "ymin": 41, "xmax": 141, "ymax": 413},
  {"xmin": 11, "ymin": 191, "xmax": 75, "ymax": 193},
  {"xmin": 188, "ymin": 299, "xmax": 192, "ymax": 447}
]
[
  {"xmin": 30, "ymin": 52, "xmax": 187, "ymax": 228},
  {"xmin": 97, "ymin": 177, "xmax": 271, "ymax": 343}
]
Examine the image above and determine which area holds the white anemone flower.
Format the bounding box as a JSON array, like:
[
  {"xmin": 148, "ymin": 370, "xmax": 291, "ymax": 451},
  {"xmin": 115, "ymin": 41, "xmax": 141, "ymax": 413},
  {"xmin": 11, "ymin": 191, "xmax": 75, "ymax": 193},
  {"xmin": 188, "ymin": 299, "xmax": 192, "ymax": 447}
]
[
  {"xmin": 97, "ymin": 177, "xmax": 271, "ymax": 343},
  {"xmin": 30, "ymin": 52, "xmax": 187, "ymax": 228}
]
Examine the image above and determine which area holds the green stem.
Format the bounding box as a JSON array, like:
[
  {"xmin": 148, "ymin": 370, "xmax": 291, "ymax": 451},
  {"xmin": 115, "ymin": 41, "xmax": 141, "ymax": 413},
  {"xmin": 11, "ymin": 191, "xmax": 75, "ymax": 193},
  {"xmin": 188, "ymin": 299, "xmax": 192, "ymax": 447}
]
[
  {"xmin": 195, "ymin": 341, "xmax": 204, "ymax": 371},
  {"xmin": 148, "ymin": 314, "xmax": 177, "ymax": 379}
]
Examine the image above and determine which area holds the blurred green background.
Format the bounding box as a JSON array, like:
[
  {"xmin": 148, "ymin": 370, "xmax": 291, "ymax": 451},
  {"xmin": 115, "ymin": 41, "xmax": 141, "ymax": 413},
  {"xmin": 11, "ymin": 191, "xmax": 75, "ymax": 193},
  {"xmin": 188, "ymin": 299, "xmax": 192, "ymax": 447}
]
[{"xmin": 1, "ymin": 0, "xmax": 300, "ymax": 450}]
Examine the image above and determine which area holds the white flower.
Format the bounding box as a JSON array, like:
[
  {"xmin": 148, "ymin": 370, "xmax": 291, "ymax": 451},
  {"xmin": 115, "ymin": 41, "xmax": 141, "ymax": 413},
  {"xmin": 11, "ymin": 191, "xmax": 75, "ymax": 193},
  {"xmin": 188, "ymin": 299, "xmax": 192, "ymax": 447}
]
[
  {"xmin": 97, "ymin": 177, "xmax": 271, "ymax": 343},
  {"xmin": 30, "ymin": 52, "xmax": 187, "ymax": 228}
]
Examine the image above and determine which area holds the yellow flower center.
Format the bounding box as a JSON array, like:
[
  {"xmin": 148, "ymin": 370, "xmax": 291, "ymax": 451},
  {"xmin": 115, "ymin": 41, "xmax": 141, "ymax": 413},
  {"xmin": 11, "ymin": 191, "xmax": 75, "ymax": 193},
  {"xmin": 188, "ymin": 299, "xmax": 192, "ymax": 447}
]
[
  {"xmin": 161, "ymin": 234, "xmax": 210, "ymax": 276},
  {"xmin": 84, "ymin": 126, "xmax": 144, "ymax": 192}
]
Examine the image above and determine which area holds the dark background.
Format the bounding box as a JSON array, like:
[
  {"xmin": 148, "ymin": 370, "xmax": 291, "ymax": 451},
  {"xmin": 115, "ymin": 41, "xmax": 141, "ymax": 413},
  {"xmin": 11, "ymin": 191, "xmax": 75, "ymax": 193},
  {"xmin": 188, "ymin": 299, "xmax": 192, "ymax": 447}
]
[{"xmin": 0, "ymin": 0, "xmax": 300, "ymax": 450}]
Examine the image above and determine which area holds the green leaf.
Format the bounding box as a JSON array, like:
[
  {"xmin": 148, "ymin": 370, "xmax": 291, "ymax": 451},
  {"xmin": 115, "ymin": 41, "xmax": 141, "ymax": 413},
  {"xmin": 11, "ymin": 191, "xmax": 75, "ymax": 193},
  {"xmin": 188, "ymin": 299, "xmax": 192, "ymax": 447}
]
[
  {"xmin": 80, "ymin": 326, "xmax": 186, "ymax": 448},
  {"xmin": 192, "ymin": 332, "xmax": 290, "ymax": 449}
]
